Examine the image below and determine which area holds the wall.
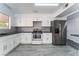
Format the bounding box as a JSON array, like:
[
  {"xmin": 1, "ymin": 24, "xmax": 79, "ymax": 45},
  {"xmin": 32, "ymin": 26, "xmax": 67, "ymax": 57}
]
[
  {"xmin": 67, "ymin": 12, "xmax": 79, "ymax": 42},
  {"xmin": 0, "ymin": 4, "xmax": 16, "ymax": 34},
  {"xmin": 67, "ymin": 11, "xmax": 79, "ymax": 49}
]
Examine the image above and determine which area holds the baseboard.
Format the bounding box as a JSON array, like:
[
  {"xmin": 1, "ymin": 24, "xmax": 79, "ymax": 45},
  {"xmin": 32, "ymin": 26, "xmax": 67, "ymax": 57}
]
[{"xmin": 67, "ymin": 39, "xmax": 79, "ymax": 50}]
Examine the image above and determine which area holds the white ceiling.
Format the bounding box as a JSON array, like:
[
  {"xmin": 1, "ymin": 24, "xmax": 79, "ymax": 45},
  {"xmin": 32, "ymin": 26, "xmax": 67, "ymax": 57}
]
[
  {"xmin": 57, "ymin": 4, "xmax": 78, "ymax": 17},
  {"xmin": 6, "ymin": 3, "xmax": 65, "ymax": 14}
]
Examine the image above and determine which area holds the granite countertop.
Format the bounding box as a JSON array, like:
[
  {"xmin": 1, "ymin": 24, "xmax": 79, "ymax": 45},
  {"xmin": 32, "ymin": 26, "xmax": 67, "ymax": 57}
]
[
  {"xmin": 42, "ymin": 32, "xmax": 51, "ymax": 33},
  {"xmin": 0, "ymin": 33, "xmax": 20, "ymax": 37},
  {"xmin": 71, "ymin": 34, "xmax": 79, "ymax": 37},
  {"xmin": 0, "ymin": 31, "xmax": 52, "ymax": 37}
]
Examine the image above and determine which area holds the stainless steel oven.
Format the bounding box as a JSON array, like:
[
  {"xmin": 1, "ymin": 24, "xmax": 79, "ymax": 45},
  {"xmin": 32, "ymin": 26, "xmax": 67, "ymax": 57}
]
[
  {"xmin": 32, "ymin": 28, "xmax": 42, "ymax": 41},
  {"xmin": 33, "ymin": 33, "xmax": 41, "ymax": 39}
]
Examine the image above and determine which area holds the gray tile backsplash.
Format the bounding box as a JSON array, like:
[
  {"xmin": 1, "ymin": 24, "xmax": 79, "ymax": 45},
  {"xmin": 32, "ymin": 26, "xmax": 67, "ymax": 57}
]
[
  {"xmin": 42, "ymin": 27, "xmax": 51, "ymax": 33},
  {"xmin": 0, "ymin": 27, "xmax": 17, "ymax": 34},
  {"xmin": 0, "ymin": 26, "xmax": 51, "ymax": 34},
  {"xmin": 16, "ymin": 27, "xmax": 33, "ymax": 33},
  {"xmin": 16, "ymin": 26, "xmax": 51, "ymax": 33}
]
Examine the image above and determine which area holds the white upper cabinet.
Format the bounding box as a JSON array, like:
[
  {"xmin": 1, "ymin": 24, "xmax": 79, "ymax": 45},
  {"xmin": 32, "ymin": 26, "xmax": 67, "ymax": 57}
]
[
  {"xmin": 33, "ymin": 16, "xmax": 42, "ymax": 21},
  {"xmin": 12, "ymin": 15, "xmax": 22, "ymax": 26},
  {"xmin": 21, "ymin": 17, "xmax": 33, "ymax": 27},
  {"xmin": 42, "ymin": 18, "xmax": 51, "ymax": 26},
  {"xmin": 13, "ymin": 15, "xmax": 33, "ymax": 26},
  {"xmin": 12, "ymin": 14, "xmax": 52, "ymax": 27}
]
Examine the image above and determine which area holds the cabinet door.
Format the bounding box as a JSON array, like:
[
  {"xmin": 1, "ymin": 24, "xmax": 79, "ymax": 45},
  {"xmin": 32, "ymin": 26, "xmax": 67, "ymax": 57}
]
[
  {"xmin": 12, "ymin": 34, "xmax": 21, "ymax": 47},
  {"xmin": 0, "ymin": 37, "xmax": 10, "ymax": 55},
  {"xmin": 2, "ymin": 41, "xmax": 7, "ymax": 55},
  {"xmin": 43, "ymin": 33, "xmax": 52, "ymax": 44},
  {"xmin": 6, "ymin": 40, "xmax": 10, "ymax": 53},
  {"xmin": 0, "ymin": 34, "xmax": 21, "ymax": 56},
  {"xmin": 26, "ymin": 20, "xmax": 33, "ymax": 26},
  {"xmin": 4, "ymin": 39, "xmax": 12, "ymax": 55},
  {"xmin": 21, "ymin": 33, "xmax": 27, "ymax": 44},
  {"xmin": 46, "ymin": 33, "xmax": 52, "ymax": 43},
  {"xmin": 0, "ymin": 41, "xmax": 3, "ymax": 55},
  {"xmin": 26, "ymin": 33, "xmax": 32, "ymax": 44},
  {"xmin": 13, "ymin": 16, "xmax": 22, "ymax": 26},
  {"xmin": 42, "ymin": 19, "xmax": 50, "ymax": 26},
  {"xmin": 21, "ymin": 17, "xmax": 33, "ymax": 26},
  {"xmin": 21, "ymin": 33, "xmax": 32, "ymax": 44},
  {"xmin": 16, "ymin": 34, "xmax": 21, "ymax": 45}
]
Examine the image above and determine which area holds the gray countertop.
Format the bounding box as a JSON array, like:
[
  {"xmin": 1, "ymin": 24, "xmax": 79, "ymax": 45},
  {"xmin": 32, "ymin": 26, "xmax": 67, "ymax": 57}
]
[
  {"xmin": 0, "ymin": 26, "xmax": 51, "ymax": 37},
  {"xmin": 71, "ymin": 34, "xmax": 79, "ymax": 37},
  {"xmin": 0, "ymin": 33, "xmax": 20, "ymax": 37},
  {"xmin": 0, "ymin": 32, "xmax": 52, "ymax": 37}
]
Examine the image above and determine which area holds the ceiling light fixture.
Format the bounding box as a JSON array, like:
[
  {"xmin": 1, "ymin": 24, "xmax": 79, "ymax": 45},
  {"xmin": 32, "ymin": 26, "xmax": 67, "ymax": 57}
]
[{"xmin": 34, "ymin": 3, "xmax": 59, "ymax": 6}]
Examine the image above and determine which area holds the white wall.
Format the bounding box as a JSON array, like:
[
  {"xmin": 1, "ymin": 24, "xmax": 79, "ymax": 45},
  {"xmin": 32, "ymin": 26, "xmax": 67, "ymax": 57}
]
[{"xmin": 67, "ymin": 12, "xmax": 79, "ymax": 43}]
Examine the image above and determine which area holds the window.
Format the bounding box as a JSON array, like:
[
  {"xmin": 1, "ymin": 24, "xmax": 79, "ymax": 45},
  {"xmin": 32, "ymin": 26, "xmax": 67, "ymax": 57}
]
[{"xmin": 0, "ymin": 12, "xmax": 11, "ymax": 29}]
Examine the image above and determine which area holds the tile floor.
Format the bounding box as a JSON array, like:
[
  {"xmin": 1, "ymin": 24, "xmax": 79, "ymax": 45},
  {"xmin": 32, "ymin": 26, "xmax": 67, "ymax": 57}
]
[{"xmin": 6, "ymin": 44, "xmax": 78, "ymax": 56}]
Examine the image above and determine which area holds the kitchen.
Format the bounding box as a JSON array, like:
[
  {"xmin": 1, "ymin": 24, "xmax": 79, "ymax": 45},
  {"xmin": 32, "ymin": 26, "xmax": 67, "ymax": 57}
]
[{"xmin": 0, "ymin": 3, "xmax": 79, "ymax": 56}]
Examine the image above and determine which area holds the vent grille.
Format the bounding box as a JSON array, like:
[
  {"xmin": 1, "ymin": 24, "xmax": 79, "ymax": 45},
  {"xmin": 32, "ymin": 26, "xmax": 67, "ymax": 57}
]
[{"xmin": 65, "ymin": 3, "xmax": 69, "ymax": 7}]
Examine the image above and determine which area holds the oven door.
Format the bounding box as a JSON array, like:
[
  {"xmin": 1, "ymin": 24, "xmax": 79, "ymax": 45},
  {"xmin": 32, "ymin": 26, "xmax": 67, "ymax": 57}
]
[
  {"xmin": 32, "ymin": 33, "xmax": 43, "ymax": 44},
  {"xmin": 33, "ymin": 33, "xmax": 42, "ymax": 41}
]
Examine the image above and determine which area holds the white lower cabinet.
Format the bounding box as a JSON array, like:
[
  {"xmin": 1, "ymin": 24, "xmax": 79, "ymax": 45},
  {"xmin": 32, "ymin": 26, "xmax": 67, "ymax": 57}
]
[
  {"xmin": 0, "ymin": 33, "xmax": 21, "ymax": 56},
  {"xmin": 31, "ymin": 33, "xmax": 52, "ymax": 44},
  {"xmin": 21, "ymin": 33, "xmax": 32, "ymax": 44},
  {"xmin": 0, "ymin": 40, "xmax": 4, "ymax": 56},
  {"xmin": 42, "ymin": 33, "xmax": 52, "ymax": 44},
  {"xmin": 0, "ymin": 33, "xmax": 52, "ymax": 56}
]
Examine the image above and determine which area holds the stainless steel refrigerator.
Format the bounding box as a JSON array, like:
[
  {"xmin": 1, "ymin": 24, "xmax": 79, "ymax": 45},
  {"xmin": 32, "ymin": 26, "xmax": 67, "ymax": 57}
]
[{"xmin": 51, "ymin": 20, "xmax": 67, "ymax": 45}]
